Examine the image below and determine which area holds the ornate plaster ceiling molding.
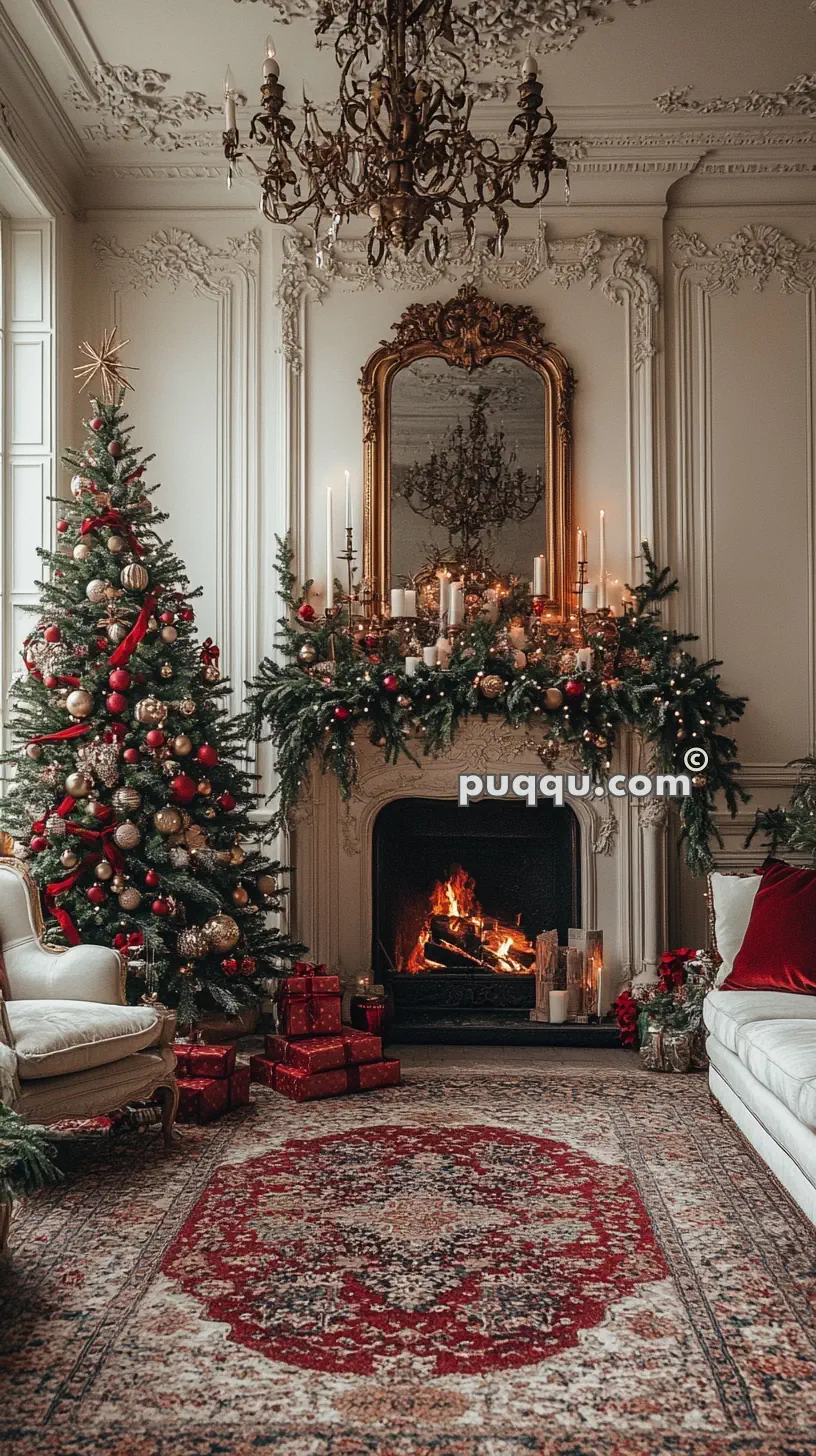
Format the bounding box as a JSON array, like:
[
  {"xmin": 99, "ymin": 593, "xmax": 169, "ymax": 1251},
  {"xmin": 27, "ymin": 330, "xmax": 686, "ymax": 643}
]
[
  {"xmin": 68, "ymin": 63, "xmax": 222, "ymax": 150},
  {"xmin": 90, "ymin": 227, "xmax": 261, "ymax": 296},
  {"xmin": 276, "ymin": 219, "xmax": 659, "ymax": 372},
  {"xmin": 656, "ymin": 75, "xmax": 816, "ymax": 120},
  {"xmin": 670, "ymin": 224, "xmax": 816, "ymax": 295}
]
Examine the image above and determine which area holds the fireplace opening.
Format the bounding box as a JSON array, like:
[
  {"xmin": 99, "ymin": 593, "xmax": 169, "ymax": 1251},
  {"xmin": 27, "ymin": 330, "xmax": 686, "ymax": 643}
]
[{"xmin": 372, "ymin": 797, "xmax": 580, "ymax": 1007}]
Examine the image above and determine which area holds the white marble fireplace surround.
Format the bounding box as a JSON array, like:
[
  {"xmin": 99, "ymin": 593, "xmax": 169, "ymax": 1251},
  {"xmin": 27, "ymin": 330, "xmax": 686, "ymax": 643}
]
[{"xmin": 289, "ymin": 721, "xmax": 669, "ymax": 1010}]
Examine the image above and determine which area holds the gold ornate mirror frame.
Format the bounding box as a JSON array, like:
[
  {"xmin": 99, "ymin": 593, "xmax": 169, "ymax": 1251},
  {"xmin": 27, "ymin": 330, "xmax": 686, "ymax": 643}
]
[{"xmin": 360, "ymin": 283, "xmax": 574, "ymax": 616}]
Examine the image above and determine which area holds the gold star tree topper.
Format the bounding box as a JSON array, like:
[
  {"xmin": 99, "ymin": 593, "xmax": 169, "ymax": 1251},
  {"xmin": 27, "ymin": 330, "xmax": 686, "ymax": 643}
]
[{"xmin": 74, "ymin": 327, "xmax": 138, "ymax": 403}]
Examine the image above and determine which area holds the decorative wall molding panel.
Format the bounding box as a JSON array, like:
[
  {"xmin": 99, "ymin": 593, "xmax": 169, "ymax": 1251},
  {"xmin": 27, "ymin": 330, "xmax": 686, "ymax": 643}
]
[
  {"xmin": 656, "ymin": 75, "xmax": 816, "ymax": 120},
  {"xmin": 670, "ymin": 224, "xmax": 816, "ymax": 295},
  {"xmin": 91, "ymin": 226, "xmax": 260, "ymax": 295},
  {"xmin": 68, "ymin": 63, "xmax": 221, "ymax": 150}
]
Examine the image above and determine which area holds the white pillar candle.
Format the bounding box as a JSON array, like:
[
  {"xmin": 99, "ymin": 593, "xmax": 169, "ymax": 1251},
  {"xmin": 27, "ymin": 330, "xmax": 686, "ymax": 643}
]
[
  {"xmin": 422, "ymin": 645, "xmax": 438, "ymax": 668},
  {"xmin": 575, "ymin": 646, "xmax": 594, "ymax": 673},
  {"xmin": 581, "ymin": 584, "xmax": 598, "ymax": 612},
  {"xmin": 437, "ymin": 570, "xmax": 451, "ymax": 619},
  {"xmin": 224, "ymin": 68, "xmax": 237, "ymax": 131},
  {"xmin": 448, "ymin": 581, "xmax": 464, "ymax": 627},
  {"xmin": 533, "ymin": 555, "xmax": 546, "ymax": 597},
  {"xmin": 390, "ymin": 588, "xmax": 405, "ymax": 617},
  {"xmin": 263, "ymin": 36, "xmax": 280, "ymax": 79},
  {"xmin": 577, "ymin": 528, "xmax": 587, "ymax": 565},
  {"xmin": 404, "ymin": 655, "xmax": 421, "ymax": 677},
  {"xmin": 326, "ymin": 486, "xmax": 334, "ymax": 608},
  {"xmin": 549, "ymin": 989, "xmax": 568, "ymax": 1024},
  {"xmin": 598, "ymin": 509, "xmax": 607, "ymax": 608},
  {"xmin": 403, "ymin": 588, "xmax": 417, "ymax": 618},
  {"xmin": 436, "ymin": 637, "xmax": 452, "ymax": 668},
  {"xmin": 508, "ymin": 624, "xmax": 526, "ymax": 649},
  {"xmin": 344, "ymin": 469, "xmax": 352, "ymax": 531}
]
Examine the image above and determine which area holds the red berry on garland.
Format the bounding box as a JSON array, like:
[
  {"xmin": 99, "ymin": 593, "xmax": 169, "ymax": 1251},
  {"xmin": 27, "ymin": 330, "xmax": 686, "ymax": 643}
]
[
  {"xmin": 196, "ymin": 744, "xmax": 218, "ymax": 767},
  {"xmin": 106, "ymin": 691, "xmax": 128, "ymax": 715},
  {"xmin": 222, "ymin": 958, "xmax": 238, "ymax": 976},
  {"xmin": 108, "ymin": 668, "xmax": 131, "ymax": 691},
  {"xmin": 57, "ymin": 520, "xmax": 69, "ymax": 534},
  {"xmin": 382, "ymin": 674, "xmax": 399, "ymax": 693},
  {"xmin": 44, "ymin": 674, "xmax": 58, "ymax": 689},
  {"xmin": 43, "ymin": 625, "xmax": 61, "ymax": 643},
  {"xmin": 218, "ymin": 790, "xmax": 237, "ymax": 811},
  {"xmin": 297, "ymin": 602, "xmax": 316, "ymax": 623},
  {"xmin": 333, "ymin": 705, "xmax": 352, "ymax": 721},
  {"xmin": 107, "ymin": 440, "xmax": 122, "ymax": 458},
  {"xmin": 90, "ymin": 416, "xmax": 104, "ymax": 432},
  {"xmin": 565, "ymin": 680, "xmax": 585, "ymax": 698},
  {"xmin": 145, "ymin": 728, "xmax": 165, "ymax": 749},
  {"xmin": 145, "ymin": 869, "xmax": 160, "ymax": 888},
  {"xmin": 151, "ymin": 898, "xmax": 170, "ymax": 917},
  {"xmin": 170, "ymin": 773, "xmax": 197, "ymax": 804},
  {"xmin": 30, "ymin": 836, "xmax": 48, "ymax": 854},
  {"xmin": 123, "ymin": 747, "xmax": 140, "ymax": 764},
  {"xmin": 87, "ymin": 885, "xmax": 106, "ymax": 905}
]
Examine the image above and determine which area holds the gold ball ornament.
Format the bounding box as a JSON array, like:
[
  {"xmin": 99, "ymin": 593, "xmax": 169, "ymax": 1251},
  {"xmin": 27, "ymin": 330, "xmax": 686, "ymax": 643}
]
[
  {"xmin": 106, "ymin": 535, "xmax": 126, "ymax": 553},
  {"xmin": 65, "ymin": 771, "xmax": 92, "ymax": 798},
  {"xmin": 196, "ymin": 778, "xmax": 212, "ymax": 796},
  {"xmin": 159, "ymin": 662, "xmax": 174, "ymax": 680},
  {"xmin": 232, "ymin": 885, "xmax": 249, "ymax": 907},
  {"xmin": 134, "ymin": 696, "xmax": 167, "ymax": 725},
  {"xmin": 66, "ymin": 688, "xmax": 94, "ymax": 719},
  {"xmin": 203, "ymin": 913, "xmax": 240, "ymax": 952},
  {"xmin": 120, "ymin": 563, "xmax": 149, "ymax": 591},
  {"xmin": 85, "ymin": 579, "xmax": 108, "ymax": 604},
  {"xmin": 298, "ymin": 641, "xmax": 317, "ymax": 665},
  {"xmin": 204, "ymin": 663, "xmax": 220, "ymax": 683},
  {"xmin": 160, "ymin": 625, "xmax": 177, "ymax": 644},
  {"xmin": 111, "ymin": 874, "xmax": 126, "ymax": 894},
  {"xmin": 479, "ymin": 674, "xmax": 505, "ymax": 700},
  {"xmin": 543, "ymin": 687, "xmax": 564, "ymax": 711},
  {"xmin": 73, "ymin": 542, "xmax": 91, "ymax": 562},
  {"xmin": 257, "ymin": 874, "xmax": 277, "ymax": 897},
  {"xmin": 172, "ymin": 734, "xmax": 192, "ymax": 756},
  {"xmin": 179, "ymin": 699, "xmax": 196, "ymax": 718},
  {"xmin": 113, "ymin": 820, "xmax": 142, "ymax": 851},
  {"xmin": 95, "ymin": 860, "xmax": 114, "ymax": 881},
  {"xmin": 112, "ymin": 786, "xmax": 141, "ymax": 815},
  {"xmin": 107, "ymin": 622, "xmax": 128, "ymax": 645},
  {"xmin": 177, "ymin": 926, "xmax": 210, "ymax": 960},
  {"xmin": 118, "ymin": 888, "xmax": 142, "ymax": 911},
  {"xmin": 60, "ymin": 848, "xmax": 79, "ymax": 868},
  {"xmin": 153, "ymin": 806, "xmax": 183, "ymax": 835}
]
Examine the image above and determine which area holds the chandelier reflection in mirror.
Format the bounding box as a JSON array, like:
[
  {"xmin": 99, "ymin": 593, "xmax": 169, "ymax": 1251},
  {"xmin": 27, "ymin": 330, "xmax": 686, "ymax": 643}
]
[{"xmin": 223, "ymin": 0, "xmax": 568, "ymax": 267}]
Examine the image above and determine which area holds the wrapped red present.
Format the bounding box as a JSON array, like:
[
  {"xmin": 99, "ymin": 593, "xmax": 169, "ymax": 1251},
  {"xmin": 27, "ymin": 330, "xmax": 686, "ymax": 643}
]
[
  {"xmin": 172, "ymin": 1043, "xmax": 236, "ymax": 1079},
  {"xmin": 176, "ymin": 1075, "xmax": 230, "ymax": 1124},
  {"xmin": 273, "ymin": 1057, "xmax": 401, "ymax": 1103},
  {"xmin": 228, "ymin": 1064, "xmax": 251, "ymax": 1109},
  {"xmin": 264, "ymin": 1029, "xmax": 382, "ymax": 1074},
  {"xmin": 277, "ymin": 970, "xmax": 342, "ymax": 1039},
  {"xmin": 249, "ymin": 1054, "xmax": 278, "ymax": 1087}
]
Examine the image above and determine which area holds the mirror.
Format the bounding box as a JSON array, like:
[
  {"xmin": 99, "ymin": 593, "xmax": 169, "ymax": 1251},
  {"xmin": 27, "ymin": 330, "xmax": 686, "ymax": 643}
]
[{"xmin": 360, "ymin": 284, "xmax": 574, "ymax": 616}]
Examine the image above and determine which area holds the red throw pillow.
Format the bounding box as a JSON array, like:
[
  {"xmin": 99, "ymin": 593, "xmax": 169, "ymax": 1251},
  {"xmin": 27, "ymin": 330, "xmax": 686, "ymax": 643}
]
[{"xmin": 722, "ymin": 859, "xmax": 816, "ymax": 994}]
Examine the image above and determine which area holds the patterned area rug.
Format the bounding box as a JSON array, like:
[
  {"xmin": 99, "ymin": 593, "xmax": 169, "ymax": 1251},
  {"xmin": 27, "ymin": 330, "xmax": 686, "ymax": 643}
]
[{"xmin": 1, "ymin": 1067, "xmax": 816, "ymax": 1456}]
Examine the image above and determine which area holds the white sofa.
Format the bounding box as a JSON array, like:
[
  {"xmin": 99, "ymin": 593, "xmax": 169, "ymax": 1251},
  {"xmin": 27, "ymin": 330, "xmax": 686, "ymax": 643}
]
[{"xmin": 0, "ymin": 859, "xmax": 178, "ymax": 1247}]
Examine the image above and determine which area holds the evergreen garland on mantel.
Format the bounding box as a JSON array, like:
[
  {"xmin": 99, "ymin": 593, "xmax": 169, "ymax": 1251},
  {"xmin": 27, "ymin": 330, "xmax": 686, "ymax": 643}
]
[{"xmin": 245, "ymin": 539, "xmax": 748, "ymax": 874}]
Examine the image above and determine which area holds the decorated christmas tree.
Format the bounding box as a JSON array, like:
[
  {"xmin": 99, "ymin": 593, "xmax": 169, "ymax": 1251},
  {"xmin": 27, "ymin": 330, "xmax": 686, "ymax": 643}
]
[
  {"xmin": 0, "ymin": 333, "xmax": 301, "ymax": 1022},
  {"xmin": 749, "ymin": 754, "xmax": 816, "ymax": 862}
]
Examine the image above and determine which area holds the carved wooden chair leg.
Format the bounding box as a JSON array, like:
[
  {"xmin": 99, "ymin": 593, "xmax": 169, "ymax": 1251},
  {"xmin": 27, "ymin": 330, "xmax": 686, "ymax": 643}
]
[{"xmin": 155, "ymin": 1082, "xmax": 180, "ymax": 1149}]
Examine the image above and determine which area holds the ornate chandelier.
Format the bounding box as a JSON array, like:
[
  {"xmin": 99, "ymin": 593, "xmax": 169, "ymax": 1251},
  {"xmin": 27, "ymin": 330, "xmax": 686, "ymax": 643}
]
[{"xmin": 223, "ymin": 0, "xmax": 568, "ymax": 266}]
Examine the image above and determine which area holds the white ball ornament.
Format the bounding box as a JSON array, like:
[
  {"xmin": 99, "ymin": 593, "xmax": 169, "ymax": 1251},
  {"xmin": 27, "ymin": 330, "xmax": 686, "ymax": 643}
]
[
  {"xmin": 70, "ymin": 475, "xmax": 92, "ymax": 499},
  {"xmin": 65, "ymin": 688, "xmax": 94, "ymax": 719},
  {"xmin": 85, "ymin": 579, "xmax": 108, "ymax": 604},
  {"xmin": 65, "ymin": 772, "xmax": 92, "ymax": 798},
  {"xmin": 73, "ymin": 543, "xmax": 91, "ymax": 562}
]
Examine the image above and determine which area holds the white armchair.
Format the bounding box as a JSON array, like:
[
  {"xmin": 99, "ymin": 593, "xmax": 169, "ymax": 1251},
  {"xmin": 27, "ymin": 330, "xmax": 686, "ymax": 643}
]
[{"xmin": 0, "ymin": 859, "xmax": 178, "ymax": 1164}]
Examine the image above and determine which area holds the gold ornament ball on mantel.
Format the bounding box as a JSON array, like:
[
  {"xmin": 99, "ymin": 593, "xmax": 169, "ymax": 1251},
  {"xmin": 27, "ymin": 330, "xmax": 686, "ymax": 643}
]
[
  {"xmin": 95, "ymin": 860, "xmax": 114, "ymax": 882},
  {"xmin": 66, "ymin": 688, "xmax": 94, "ymax": 719},
  {"xmin": 177, "ymin": 926, "xmax": 210, "ymax": 960},
  {"xmin": 203, "ymin": 913, "xmax": 240, "ymax": 952},
  {"xmin": 118, "ymin": 887, "xmax": 142, "ymax": 911},
  {"xmin": 113, "ymin": 820, "xmax": 142, "ymax": 851},
  {"xmin": 134, "ymin": 696, "xmax": 167, "ymax": 725},
  {"xmin": 65, "ymin": 771, "xmax": 92, "ymax": 798},
  {"xmin": 120, "ymin": 563, "xmax": 149, "ymax": 591},
  {"xmin": 172, "ymin": 734, "xmax": 192, "ymax": 756},
  {"xmin": 153, "ymin": 806, "xmax": 183, "ymax": 836},
  {"xmin": 479, "ymin": 674, "xmax": 505, "ymax": 700},
  {"xmin": 85, "ymin": 579, "xmax": 108, "ymax": 604},
  {"xmin": 112, "ymin": 786, "xmax": 141, "ymax": 815},
  {"xmin": 73, "ymin": 542, "xmax": 91, "ymax": 562}
]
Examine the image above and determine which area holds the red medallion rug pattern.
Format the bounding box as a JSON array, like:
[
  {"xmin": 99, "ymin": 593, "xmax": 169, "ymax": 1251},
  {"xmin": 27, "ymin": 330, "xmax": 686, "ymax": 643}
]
[{"xmin": 2, "ymin": 1067, "xmax": 816, "ymax": 1456}]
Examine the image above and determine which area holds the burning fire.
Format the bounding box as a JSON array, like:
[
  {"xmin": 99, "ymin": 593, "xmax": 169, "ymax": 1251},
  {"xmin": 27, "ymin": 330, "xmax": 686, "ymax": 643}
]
[{"xmin": 405, "ymin": 865, "xmax": 535, "ymax": 975}]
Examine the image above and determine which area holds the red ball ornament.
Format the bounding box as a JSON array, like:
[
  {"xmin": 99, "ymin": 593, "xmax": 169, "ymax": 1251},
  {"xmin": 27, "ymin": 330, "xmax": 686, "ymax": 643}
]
[
  {"xmin": 297, "ymin": 602, "xmax": 316, "ymax": 623},
  {"xmin": 106, "ymin": 691, "xmax": 128, "ymax": 715},
  {"xmin": 90, "ymin": 416, "xmax": 104, "ymax": 432},
  {"xmin": 382, "ymin": 674, "xmax": 399, "ymax": 693},
  {"xmin": 108, "ymin": 668, "xmax": 131, "ymax": 691},
  {"xmin": 532, "ymin": 599, "xmax": 545, "ymax": 617},
  {"xmin": 333, "ymin": 705, "xmax": 351, "ymax": 721},
  {"xmin": 222, "ymin": 958, "xmax": 238, "ymax": 976},
  {"xmin": 170, "ymin": 773, "xmax": 197, "ymax": 804},
  {"xmin": 160, "ymin": 611, "xmax": 175, "ymax": 625},
  {"xmin": 564, "ymin": 679, "xmax": 585, "ymax": 699},
  {"xmin": 44, "ymin": 674, "xmax": 58, "ymax": 689},
  {"xmin": 30, "ymin": 836, "xmax": 47, "ymax": 854},
  {"xmin": 123, "ymin": 747, "xmax": 140, "ymax": 764},
  {"xmin": 32, "ymin": 819, "xmax": 46, "ymax": 835},
  {"xmin": 145, "ymin": 869, "xmax": 160, "ymax": 888},
  {"xmin": 151, "ymin": 898, "xmax": 170, "ymax": 917},
  {"xmin": 196, "ymin": 744, "xmax": 218, "ymax": 767},
  {"xmin": 105, "ymin": 722, "xmax": 127, "ymax": 743},
  {"xmin": 56, "ymin": 520, "xmax": 69, "ymax": 534},
  {"xmin": 43, "ymin": 625, "xmax": 61, "ymax": 643},
  {"xmin": 107, "ymin": 440, "xmax": 122, "ymax": 458},
  {"xmin": 145, "ymin": 729, "xmax": 166, "ymax": 749},
  {"xmin": 87, "ymin": 885, "xmax": 106, "ymax": 905},
  {"xmin": 218, "ymin": 790, "xmax": 237, "ymax": 811}
]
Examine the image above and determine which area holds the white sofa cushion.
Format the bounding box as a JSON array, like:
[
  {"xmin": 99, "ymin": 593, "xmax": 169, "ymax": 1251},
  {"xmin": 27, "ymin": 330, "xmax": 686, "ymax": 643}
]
[
  {"xmin": 7, "ymin": 999, "xmax": 161, "ymax": 1080},
  {"xmin": 703, "ymin": 987, "xmax": 816, "ymax": 1053},
  {"xmin": 735, "ymin": 1018, "xmax": 816, "ymax": 1128},
  {"xmin": 710, "ymin": 871, "xmax": 761, "ymax": 986}
]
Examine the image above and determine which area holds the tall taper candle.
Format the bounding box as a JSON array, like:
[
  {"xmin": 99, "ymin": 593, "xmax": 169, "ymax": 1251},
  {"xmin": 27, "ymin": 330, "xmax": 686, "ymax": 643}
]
[
  {"xmin": 599, "ymin": 509, "xmax": 607, "ymax": 608},
  {"xmin": 577, "ymin": 528, "xmax": 587, "ymax": 565},
  {"xmin": 326, "ymin": 486, "xmax": 334, "ymax": 607},
  {"xmin": 437, "ymin": 570, "xmax": 451, "ymax": 619},
  {"xmin": 344, "ymin": 469, "xmax": 352, "ymax": 531},
  {"xmin": 533, "ymin": 555, "xmax": 546, "ymax": 597},
  {"xmin": 224, "ymin": 68, "xmax": 237, "ymax": 131}
]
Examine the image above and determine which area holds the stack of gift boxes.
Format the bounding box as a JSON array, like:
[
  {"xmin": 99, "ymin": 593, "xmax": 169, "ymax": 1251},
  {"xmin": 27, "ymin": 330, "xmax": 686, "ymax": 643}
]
[
  {"xmin": 172, "ymin": 1041, "xmax": 252, "ymax": 1123},
  {"xmin": 250, "ymin": 966, "xmax": 400, "ymax": 1102}
]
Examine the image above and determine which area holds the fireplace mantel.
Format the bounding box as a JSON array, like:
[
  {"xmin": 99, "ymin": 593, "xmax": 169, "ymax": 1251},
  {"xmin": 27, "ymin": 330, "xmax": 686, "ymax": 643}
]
[{"xmin": 287, "ymin": 720, "xmax": 668, "ymax": 1009}]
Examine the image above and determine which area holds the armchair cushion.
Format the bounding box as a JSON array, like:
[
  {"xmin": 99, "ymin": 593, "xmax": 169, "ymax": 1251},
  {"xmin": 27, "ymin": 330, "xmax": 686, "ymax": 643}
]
[{"xmin": 8, "ymin": 1000, "xmax": 162, "ymax": 1080}]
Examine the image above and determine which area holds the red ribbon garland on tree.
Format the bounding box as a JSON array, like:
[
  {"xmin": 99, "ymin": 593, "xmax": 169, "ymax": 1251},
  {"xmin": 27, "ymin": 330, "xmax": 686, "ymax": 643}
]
[
  {"xmin": 80, "ymin": 509, "xmax": 145, "ymax": 556},
  {"xmin": 108, "ymin": 593, "xmax": 157, "ymax": 668},
  {"xmin": 28, "ymin": 723, "xmax": 93, "ymax": 746}
]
